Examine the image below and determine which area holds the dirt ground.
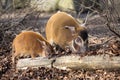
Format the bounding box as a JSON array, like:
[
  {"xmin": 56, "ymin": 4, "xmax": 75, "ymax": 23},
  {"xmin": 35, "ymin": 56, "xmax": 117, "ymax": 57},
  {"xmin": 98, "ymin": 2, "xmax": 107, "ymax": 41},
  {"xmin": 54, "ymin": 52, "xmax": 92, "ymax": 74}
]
[{"xmin": 0, "ymin": 9, "xmax": 120, "ymax": 80}]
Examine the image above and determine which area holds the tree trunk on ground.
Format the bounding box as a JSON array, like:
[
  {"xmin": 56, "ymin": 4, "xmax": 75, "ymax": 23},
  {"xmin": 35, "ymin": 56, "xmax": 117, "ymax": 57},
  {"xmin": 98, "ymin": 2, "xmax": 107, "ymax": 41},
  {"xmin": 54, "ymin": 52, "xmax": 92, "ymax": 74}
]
[{"xmin": 17, "ymin": 54, "xmax": 120, "ymax": 70}]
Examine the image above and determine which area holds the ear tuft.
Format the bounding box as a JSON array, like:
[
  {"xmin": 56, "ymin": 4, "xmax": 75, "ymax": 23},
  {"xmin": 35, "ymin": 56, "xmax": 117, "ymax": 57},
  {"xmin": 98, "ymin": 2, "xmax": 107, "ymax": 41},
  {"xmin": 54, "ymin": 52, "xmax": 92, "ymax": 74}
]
[
  {"xmin": 42, "ymin": 41, "xmax": 46, "ymax": 45},
  {"xmin": 37, "ymin": 39, "xmax": 46, "ymax": 46}
]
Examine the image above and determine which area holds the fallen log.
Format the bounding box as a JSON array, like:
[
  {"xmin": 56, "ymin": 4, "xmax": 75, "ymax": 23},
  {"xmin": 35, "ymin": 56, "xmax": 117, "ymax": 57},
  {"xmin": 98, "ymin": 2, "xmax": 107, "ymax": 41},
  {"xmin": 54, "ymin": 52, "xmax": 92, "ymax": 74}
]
[
  {"xmin": 17, "ymin": 54, "xmax": 120, "ymax": 70},
  {"xmin": 16, "ymin": 57, "xmax": 54, "ymax": 69}
]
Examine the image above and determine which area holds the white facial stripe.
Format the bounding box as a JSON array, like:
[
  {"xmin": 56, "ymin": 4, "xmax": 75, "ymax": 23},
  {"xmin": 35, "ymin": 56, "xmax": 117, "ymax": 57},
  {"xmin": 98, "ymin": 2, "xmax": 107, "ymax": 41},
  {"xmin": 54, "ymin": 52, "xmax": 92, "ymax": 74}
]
[
  {"xmin": 71, "ymin": 36, "xmax": 86, "ymax": 53},
  {"xmin": 75, "ymin": 36, "xmax": 84, "ymax": 46},
  {"xmin": 64, "ymin": 26, "xmax": 76, "ymax": 35},
  {"xmin": 64, "ymin": 26, "xmax": 75, "ymax": 31},
  {"xmin": 69, "ymin": 40, "xmax": 77, "ymax": 53}
]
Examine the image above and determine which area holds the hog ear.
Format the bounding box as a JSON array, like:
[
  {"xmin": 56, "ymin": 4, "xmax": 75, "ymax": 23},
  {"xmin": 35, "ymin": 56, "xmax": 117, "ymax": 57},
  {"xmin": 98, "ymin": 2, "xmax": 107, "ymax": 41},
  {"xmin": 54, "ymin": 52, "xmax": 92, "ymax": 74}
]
[
  {"xmin": 75, "ymin": 36, "xmax": 83, "ymax": 46},
  {"xmin": 37, "ymin": 39, "xmax": 47, "ymax": 47}
]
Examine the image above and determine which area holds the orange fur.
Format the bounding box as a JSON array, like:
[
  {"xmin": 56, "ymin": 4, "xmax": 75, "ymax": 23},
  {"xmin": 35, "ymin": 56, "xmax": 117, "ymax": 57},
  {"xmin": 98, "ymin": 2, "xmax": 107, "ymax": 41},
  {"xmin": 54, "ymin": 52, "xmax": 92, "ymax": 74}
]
[
  {"xmin": 45, "ymin": 12, "xmax": 88, "ymax": 53},
  {"xmin": 12, "ymin": 31, "xmax": 53, "ymax": 63}
]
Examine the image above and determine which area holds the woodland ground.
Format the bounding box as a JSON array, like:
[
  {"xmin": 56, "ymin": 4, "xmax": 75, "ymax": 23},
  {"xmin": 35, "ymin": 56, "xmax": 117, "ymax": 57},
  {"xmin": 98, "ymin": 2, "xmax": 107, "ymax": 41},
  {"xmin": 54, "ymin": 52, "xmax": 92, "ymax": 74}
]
[{"xmin": 0, "ymin": 9, "xmax": 120, "ymax": 80}]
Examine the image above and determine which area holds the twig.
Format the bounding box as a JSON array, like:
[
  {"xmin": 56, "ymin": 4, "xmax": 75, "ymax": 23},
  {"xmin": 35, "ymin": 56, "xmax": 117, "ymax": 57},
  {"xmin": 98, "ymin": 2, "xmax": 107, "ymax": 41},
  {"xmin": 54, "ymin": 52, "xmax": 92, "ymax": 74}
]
[{"xmin": 89, "ymin": 36, "xmax": 115, "ymax": 50}]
